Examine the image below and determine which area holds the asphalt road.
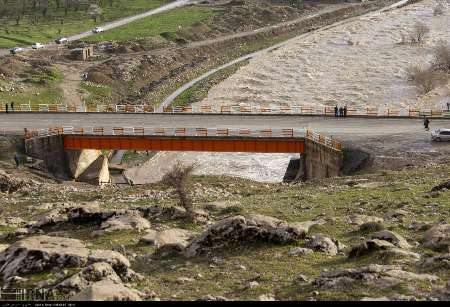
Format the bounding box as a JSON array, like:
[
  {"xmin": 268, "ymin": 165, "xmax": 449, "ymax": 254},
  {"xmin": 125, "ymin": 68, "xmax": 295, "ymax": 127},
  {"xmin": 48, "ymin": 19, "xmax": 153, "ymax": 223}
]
[
  {"xmin": 0, "ymin": 0, "xmax": 193, "ymax": 57},
  {"xmin": 1, "ymin": 113, "xmax": 449, "ymax": 138}
]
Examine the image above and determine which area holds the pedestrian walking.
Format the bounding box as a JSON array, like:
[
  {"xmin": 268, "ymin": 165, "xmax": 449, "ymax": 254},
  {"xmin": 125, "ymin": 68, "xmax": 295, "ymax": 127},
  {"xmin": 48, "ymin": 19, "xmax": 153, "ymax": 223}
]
[
  {"xmin": 14, "ymin": 153, "xmax": 19, "ymax": 168},
  {"xmin": 423, "ymin": 116, "xmax": 430, "ymax": 131},
  {"xmin": 10, "ymin": 101, "xmax": 14, "ymax": 112},
  {"xmin": 344, "ymin": 105, "xmax": 347, "ymax": 117},
  {"xmin": 334, "ymin": 105, "xmax": 338, "ymax": 117},
  {"xmin": 447, "ymin": 102, "xmax": 450, "ymax": 111},
  {"xmin": 339, "ymin": 107, "xmax": 343, "ymax": 117},
  {"xmin": 5, "ymin": 103, "xmax": 8, "ymax": 113}
]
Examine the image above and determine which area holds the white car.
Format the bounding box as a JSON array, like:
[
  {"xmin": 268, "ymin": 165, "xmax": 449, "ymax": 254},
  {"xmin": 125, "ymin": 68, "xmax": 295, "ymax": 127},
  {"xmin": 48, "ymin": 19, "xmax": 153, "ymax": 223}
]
[
  {"xmin": 92, "ymin": 27, "xmax": 104, "ymax": 33},
  {"xmin": 431, "ymin": 128, "xmax": 450, "ymax": 142},
  {"xmin": 10, "ymin": 47, "xmax": 24, "ymax": 54},
  {"xmin": 32, "ymin": 43, "xmax": 44, "ymax": 49},
  {"xmin": 55, "ymin": 37, "xmax": 68, "ymax": 44}
]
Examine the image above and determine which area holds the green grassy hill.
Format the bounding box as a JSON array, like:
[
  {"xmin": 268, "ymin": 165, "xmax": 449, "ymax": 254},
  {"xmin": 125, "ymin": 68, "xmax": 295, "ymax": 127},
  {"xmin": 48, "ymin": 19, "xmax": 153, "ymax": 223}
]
[{"xmin": 0, "ymin": 0, "xmax": 168, "ymax": 48}]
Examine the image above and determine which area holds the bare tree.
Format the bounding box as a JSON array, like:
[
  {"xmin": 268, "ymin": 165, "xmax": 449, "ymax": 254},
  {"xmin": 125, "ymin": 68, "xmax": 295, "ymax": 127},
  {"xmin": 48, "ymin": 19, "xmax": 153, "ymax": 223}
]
[
  {"xmin": 410, "ymin": 21, "xmax": 430, "ymax": 43},
  {"xmin": 161, "ymin": 162, "xmax": 197, "ymax": 219},
  {"xmin": 406, "ymin": 64, "xmax": 445, "ymax": 94},
  {"xmin": 88, "ymin": 3, "xmax": 102, "ymax": 22},
  {"xmin": 432, "ymin": 41, "xmax": 450, "ymax": 73}
]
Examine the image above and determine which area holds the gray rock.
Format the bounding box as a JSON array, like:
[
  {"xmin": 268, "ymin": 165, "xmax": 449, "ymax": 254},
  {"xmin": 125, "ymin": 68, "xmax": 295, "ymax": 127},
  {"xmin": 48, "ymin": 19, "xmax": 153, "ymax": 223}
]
[
  {"xmin": 314, "ymin": 264, "xmax": 438, "ymax": 290},
  {"xmin": 307, "ymin": 234, "xmax": 338, "ymax": 255},
  {"xmin": 348, "ymin": 239, "xmax": 395, "ymax": 258},
  {"xmin": 421, "ymin": 253, "xmax": 450, "ymax": 268},
  {"xmin": 348, "ymin": 214, "xmax": 384, "ymax": 226},
  {"xmin": 0, "ymin": 235, "xmax": 130, "ymax": 280},
  {"xmin": 203, "ymin": 201, "xmax": 239, "ymax": 212},
  {"xmin": 199, "ymin": 295, "xmax": 229, "ymax": 301},
  {"xmin": 0, "ymin": 244, "xmax": 9, "ymax": 253},
  {"xmin": 140, "ymin": 228, "xmax": 195, "ymax": 255},
  {"xmin": 69, "ymin": 279, "xmax": 142, "ymax": 301},
  {"xmin": 380, "ymin": 248, "xmax": 421, "ymax": 262},
  {"xmin": 0, "ymin": 170, "xmax": 27, "ymax": 193},
  {"xmin": 423, "ymin": 224, "xmax": 450, "ymax": 251},
  {"xmin": 185, "ymin": 214, "xmax": 311, "ymax": 257},
  {"xmin": 288, "ymin": 247, "xmax": 314, "ymax": 256},
  {"xmin": 367, "ymin": 230, "xmax": 411, "ymax": 249},
  {"xmin": 53, "ymin": 262, "xmax": 122, "ymax": 296},
  {"xmin": 91, "ymin": 211, "xmax": 151, "ymax": 237}
]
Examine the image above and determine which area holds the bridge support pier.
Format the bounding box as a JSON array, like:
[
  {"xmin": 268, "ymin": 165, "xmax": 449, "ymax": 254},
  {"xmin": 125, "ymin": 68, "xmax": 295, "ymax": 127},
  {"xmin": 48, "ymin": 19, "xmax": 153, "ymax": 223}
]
[{"xmin": 25, "ymin": 135, "xmax": 110, "ymax": 184}]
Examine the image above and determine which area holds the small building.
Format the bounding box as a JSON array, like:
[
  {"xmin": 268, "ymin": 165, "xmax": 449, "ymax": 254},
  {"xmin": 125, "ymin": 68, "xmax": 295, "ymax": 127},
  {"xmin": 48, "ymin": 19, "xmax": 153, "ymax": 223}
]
[{"xmin": 70, "ymin": 45, "xmax": 94, "ymax": 60}]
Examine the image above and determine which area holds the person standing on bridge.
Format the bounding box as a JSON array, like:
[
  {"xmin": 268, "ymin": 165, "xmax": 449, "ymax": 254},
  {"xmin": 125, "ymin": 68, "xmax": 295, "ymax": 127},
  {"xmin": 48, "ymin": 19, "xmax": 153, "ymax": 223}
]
[
  {"xmin": 344, "ymin": 105, "xmax": 348, "ymax": 117},
  {"xmin": 423, "ymin": 116, "xmax": 430, "ymax": 131},
  {"xmin": 334, "ymin": 105, "xmax": 338, "ymax": 117},
  {"xmin": 14, "ymin": 153, "xmax": 19, "ymax": 168},
  {"xmin": 339, "ymin": 106, "xmax": 343, "ymax": 117}
]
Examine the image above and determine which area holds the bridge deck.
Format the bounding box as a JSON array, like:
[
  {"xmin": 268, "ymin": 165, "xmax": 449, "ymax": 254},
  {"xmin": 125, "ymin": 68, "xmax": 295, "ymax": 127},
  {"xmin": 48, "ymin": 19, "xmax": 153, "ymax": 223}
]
[{"xmin": 63, "ymin": 135, "xmax": 306, "ymax": 153}]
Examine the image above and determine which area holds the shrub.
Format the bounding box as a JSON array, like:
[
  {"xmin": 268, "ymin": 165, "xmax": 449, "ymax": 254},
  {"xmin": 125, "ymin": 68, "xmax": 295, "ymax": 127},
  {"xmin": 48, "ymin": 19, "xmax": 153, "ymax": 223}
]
[
  {"xmin": 406, "ymin": 65, "xmax": 445, "ymax": 94},
  {"xmin": 433, "ymin": 3, "xmax": 445, "ymax": 16},
  {"xmin": 359, "ymin": 222, "xmax": 385, "ymax": 233},
  {"xmin": 410, "ymin": 21, "xmax": 430, "ymax": 43},
  {"xmin": 161, "ymin": 162, "xmax": 196, "ymax": 219},
  {"xmin": 432, "ymin": 41, "xmax": 450, "ymax": 73}
]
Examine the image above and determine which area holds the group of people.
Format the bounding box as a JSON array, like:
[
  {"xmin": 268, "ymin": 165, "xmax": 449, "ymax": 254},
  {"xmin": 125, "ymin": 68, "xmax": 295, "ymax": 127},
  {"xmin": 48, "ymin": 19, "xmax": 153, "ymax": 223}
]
[
  {"xmin": 334, "ymin": 105, "xmax": 348, "ymax": 117},
  {"xmin": 4, "ymin": 102, "xmax": 14, "ymax": 113}
]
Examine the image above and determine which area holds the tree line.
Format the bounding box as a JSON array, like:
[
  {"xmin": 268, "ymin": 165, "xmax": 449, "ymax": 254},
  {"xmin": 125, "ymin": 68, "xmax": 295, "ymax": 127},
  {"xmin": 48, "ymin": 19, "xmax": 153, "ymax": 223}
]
[{"xmin": 0, "ymin": 0, "xmax": 123, "ymax": 27}]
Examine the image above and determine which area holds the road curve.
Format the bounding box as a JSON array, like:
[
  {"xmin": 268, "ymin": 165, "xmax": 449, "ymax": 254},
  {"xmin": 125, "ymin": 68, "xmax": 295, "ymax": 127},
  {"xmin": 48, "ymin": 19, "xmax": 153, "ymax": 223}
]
[
  {"xmin": 161, "ymin": 0, "xmax": 413, "ymax": 108},
  {"xmin": 1, "ymin": 113, "xmax": 449, "ymax": 140},
  {"xmin": 0, "ymin": 0, "xmax": 193, "ymax": 57}
]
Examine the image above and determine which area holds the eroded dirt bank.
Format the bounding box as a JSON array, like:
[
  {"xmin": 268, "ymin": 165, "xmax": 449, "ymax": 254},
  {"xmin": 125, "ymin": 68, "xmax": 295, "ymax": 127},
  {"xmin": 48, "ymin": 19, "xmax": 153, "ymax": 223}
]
[{"xmin": 200, "ymin": 0, "xmax": 450, "ymax": 109}]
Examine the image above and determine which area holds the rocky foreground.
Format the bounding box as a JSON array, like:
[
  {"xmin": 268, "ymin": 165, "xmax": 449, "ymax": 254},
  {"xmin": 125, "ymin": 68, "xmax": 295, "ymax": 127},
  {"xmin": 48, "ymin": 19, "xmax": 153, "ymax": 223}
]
[{"xmin": 0, "ymin": 162, "xmax": 449, "ymax": 301}]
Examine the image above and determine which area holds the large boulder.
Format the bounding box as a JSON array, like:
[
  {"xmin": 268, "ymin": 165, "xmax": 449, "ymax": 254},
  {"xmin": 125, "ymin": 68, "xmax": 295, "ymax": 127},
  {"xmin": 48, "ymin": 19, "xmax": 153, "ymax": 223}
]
[
  {"xmin": 423, "ymin": 224, "xmax": 450, "ymax": 251},
  {"xmin": 348, "ymin": 239, "xmax": 396, "ymax": 258},
  {"xmin": 367, "ymin": 230, "xmax": 411, "ymax": 249},
  {"xmin": 91, "ymin": 211, "xmax": 151, "ymax": 237},
  {"xmin": 348, "ymin": 214, "xmax": 384, "ymax": 226},
  {"xmin": 0, "ymin": 169, "xmax": 27, "ymax": 194},
  {"xmin": 307, "ymin": 234, "xmax": 338, "ymax": 256},
  {"xmin": 53, "ymin": 262, "xmax": 122, "ymax": 296},
  {"xmin": 0, "ymin": 236, "xmax": 129, "ymax": 280},
  {"xmin": 314, "ymin": 264, "xmax": 438, "ymax": 290},
  {"xmin": 66, "ymin": 202, "xmax": 121, "ymax": 222},
  {"xmin": 420, "ymin": 253, "xmax": 450, "ymax": 269},
  {"xmin": 185, "ymin": 215, "xmax": 312, "ymax": 257},
  {"xmin": 69, "ymin": 279, "xmax": 142, "ymax": 301},
  {"xmin": 140, "ymin": 228, "xmax": 195, "ymax": 255}
]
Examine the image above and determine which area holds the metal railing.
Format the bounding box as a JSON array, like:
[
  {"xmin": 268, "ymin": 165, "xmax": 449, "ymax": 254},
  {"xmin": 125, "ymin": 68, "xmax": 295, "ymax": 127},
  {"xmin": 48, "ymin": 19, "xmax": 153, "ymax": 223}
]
[
  {"xmin": 3, "ymin": 102, "xmax": 450, "ymax": 118},
  {"xmin": 24, "ymin": 126, "xmax": 342, "ymax": 151}
]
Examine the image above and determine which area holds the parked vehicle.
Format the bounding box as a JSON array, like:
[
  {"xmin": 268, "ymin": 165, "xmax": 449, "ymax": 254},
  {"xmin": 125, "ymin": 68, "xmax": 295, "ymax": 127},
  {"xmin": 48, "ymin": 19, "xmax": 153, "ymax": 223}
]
[
  {"xmin": 431, "ymin": 128, "xmax": 450, "ymax": 142},
  {"xmin": 32, "ymin": 42, "xmax": 44, "ymax": 49},
  {"xmin": 9, "ymin": 47, "xmax": 24, "ymax": 54},
  {"xmin": 55, "ymin": 37, "xmax": 68, "ymax": 44},
  {"xmin": 92, "ymin": 27, "xmax": 104, "ymax": 33}
]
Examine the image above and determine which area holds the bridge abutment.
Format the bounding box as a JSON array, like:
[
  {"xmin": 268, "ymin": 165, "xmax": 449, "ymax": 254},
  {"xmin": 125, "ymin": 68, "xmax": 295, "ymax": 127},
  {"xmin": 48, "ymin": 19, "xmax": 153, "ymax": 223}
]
[
  {"xmin": 25, "ymin": 135, "xmax": 110, "ymax": 184},
  {"xmin": 299, "ymin": 139, "xmax": 343, "ymax": 180}
]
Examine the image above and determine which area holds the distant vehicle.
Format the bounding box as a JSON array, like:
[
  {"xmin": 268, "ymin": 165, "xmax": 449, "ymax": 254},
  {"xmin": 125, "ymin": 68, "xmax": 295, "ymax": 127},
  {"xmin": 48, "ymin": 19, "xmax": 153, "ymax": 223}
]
[
  {"xmin": 92, "ymin": 27, "xmax": 104, "ymax": 33},
  {"xmin": 9, "ymin": 47, "xmax": 24, "ymax": 54},
  {"xmin": 431, "ymin": 128, "xmax": 450, "ymax": 142},
  {"xmin": 55, "ymin": 37, "xmax": 68, "ymax": 44},
  {"xmin": 32, "ymin": 43, "xmax": 44, "ymax": 49}
]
